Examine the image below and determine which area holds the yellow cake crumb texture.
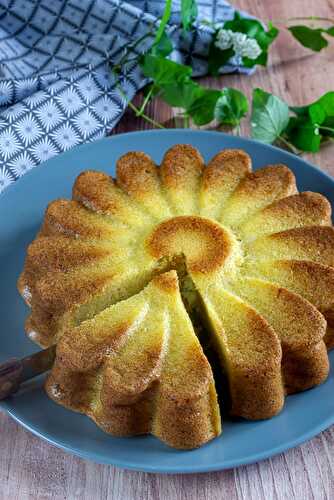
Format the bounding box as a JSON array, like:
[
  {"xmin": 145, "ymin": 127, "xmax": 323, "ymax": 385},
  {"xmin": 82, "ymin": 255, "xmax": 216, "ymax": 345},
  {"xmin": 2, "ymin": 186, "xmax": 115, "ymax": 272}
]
[{"xmin": 18, "ymin": 144, "xmax": 334, "ymax": 449}]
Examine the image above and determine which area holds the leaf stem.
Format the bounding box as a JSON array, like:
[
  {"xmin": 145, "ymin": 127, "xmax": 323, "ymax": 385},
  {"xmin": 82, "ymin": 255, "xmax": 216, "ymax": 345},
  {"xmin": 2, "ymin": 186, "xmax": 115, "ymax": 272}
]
[
  {"xmin": 112, "ymin": 70, "xmax": 164, "ymax": 129},
  {"xmin": 268, "ymin": 16, "xmax": 334, "ymax": 25},
  {"xmin": 127, "ymin": 100, "xmax": 165, "ymax": 128},
  {"xmin": 138, "ymin": 86, "xmax": 155, "ymax": 116},
  {"xmin": 319, "ymin": 125, "xmax": 334, "ymax": 133},
  {"xmin": 277, "ymin": 135, "xmax": 301, "ymax": 154},
  {"xmin": 153, "ymin": 0, "xmax": 172, "ymax": 45},
  {"xmin": 183, "ymin": 114, "xmax": 190, "ymax": 128}
]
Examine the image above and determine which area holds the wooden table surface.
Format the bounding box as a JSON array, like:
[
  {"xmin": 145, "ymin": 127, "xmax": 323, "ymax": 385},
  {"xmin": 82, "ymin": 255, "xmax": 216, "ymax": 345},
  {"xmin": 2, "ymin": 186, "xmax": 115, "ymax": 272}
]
[{"xmin": 1, "ymin": 1, "xmax": 334, "ymax": 498}]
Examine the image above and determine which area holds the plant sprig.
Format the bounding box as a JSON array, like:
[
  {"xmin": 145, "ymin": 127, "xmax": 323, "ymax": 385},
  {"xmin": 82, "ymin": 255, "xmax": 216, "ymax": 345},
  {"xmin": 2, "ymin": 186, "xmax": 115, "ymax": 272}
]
[
  {"xmin": 251, "ymin": 89, "xmax": 334, "ymax": 153},
  {"xmin": 208, "ymin": 13, "xmax": 279, "ymax": 75},
  {"xmin": 140, "ymin": 52, "xmax": 248, "ymax": 128},
  {"xmin": 207, "ymin": 14, "xmax": 334, "ymax": 76},
  {"xmin": 113, "ymin": 0, "xmax": 334, "ymax": 156}
]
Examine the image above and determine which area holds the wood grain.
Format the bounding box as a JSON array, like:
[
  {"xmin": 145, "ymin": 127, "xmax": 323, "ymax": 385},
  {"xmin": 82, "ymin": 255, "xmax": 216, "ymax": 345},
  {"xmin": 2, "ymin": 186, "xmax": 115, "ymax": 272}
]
[{"xmin": 1, "ymin": 1, "xmax": 334, "ymax": 498}]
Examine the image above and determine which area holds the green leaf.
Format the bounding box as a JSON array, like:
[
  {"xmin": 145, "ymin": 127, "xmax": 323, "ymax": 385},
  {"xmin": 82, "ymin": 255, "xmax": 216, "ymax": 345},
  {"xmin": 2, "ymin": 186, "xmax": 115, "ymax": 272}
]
[
  {"xmin": 289, "ymin": 105, "xmax": 309, "ymax": 116},
  {"xmin": 140, "ymin": 54, "xmax": 192, "ymax": 85},
  {"xmin": 309, "ymin": 102, "xmax": 326, "ymax": 124},
  {"xmin": 208, "ymin": 42, "xmax": 234, "ymax": 76},
  {"xmin": 326, "ymin": 26, "xmax": 334, "ymax": 36},
  {"xmin": 214, "ymin": 87, "xmax": 248, "ymax": 126},
  {"xmin": 150, "ymin": 31, "xmax": 173, "ymax": 57},
  {"xmin": 154, "ymin": 0, "xmax": 172, "ymax": 45},
  {"xmin": 223, "ymin": 12, "xmax": 263, "ymax": 35},
  {"xmin": 285, "ymin": 117, "xmax": 321, "ymax": 152},
  {"xmin": 291, "ymin": 92, "xmax": 334, "ymax": 125},
  {"xmin": 224, "ymin": 15, "xmax": 279, "ymax": 45},
  {"xmin": 251, "ymin": 88, "xmax": 290, "ymax": 144},
  {"xmin": 288, "ymin": 25, "xmax": 328, "ymax": 51},
  {"xmin": 160, "ymin": 80, "xmax": 204, "ymax": 109},
  {"xmin": 243, "ymin": 23, "xmax": 279, "ymax": 67},
  {"xmin": 312, "ymin": 91, "xmax": 334, "ymax": 115},
  {"xmin": 187, "ymin": 89, "xmax": 222, "ymax": 125},
  {"xmin": 242, "ymin": 50, "xmax": 268, "ymax": 68},
  {"xmin": 181, "ymin": 0, "xmax": 198, "ymax": 31}
]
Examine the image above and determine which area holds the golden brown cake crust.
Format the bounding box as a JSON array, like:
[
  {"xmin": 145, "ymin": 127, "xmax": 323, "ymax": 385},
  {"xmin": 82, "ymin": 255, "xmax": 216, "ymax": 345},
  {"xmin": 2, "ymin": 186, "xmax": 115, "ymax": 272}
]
[
  {"xmin": 202, "ymin": 149, "xmax": 252, "ymax": 190},
  {"xmin": 160, "ymin": 144, "xmax": 204, "ymax": 189},
  {"xmin": 41, "ymin": 199, "xmax": 117, "ymax": 239},
  {"xmin": 18, "ymin": 144, "xmax": 334, "ymax": 449},
  {"xmin": 116, "ymin": 151, "xmax": 158, "ymax": 197},
  {"xmin": 237, "ymin": 164, "xmax": 296, "ymax": 198}
]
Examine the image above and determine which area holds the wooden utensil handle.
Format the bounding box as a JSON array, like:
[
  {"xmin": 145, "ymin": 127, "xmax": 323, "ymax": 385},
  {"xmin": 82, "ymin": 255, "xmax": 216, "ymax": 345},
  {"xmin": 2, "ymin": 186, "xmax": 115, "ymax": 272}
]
[{"xmin": 0, "ymin": 359, "xmax": 23, "ymax": 400}]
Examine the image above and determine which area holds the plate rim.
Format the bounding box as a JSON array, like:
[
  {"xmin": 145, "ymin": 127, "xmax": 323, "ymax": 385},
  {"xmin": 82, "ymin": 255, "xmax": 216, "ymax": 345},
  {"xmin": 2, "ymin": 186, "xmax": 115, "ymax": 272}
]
[
  {"xmin": 2, "ymin": 129, "xmax": 334, "ymax": 201},
  {"xmin": 2, "ymin": 401, "xmax": 334, "ymax": 473},
  {"xmin": 1, "ymin": 129, "xmax": 334, "ymax": 473}
]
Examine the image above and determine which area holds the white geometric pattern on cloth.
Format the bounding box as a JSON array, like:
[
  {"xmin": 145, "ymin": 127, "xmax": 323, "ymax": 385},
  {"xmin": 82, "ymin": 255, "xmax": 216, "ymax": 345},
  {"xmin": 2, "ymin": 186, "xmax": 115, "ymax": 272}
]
[{"xmin": 0, "ymin": 0, "xmax": 255, "ymax": 194}]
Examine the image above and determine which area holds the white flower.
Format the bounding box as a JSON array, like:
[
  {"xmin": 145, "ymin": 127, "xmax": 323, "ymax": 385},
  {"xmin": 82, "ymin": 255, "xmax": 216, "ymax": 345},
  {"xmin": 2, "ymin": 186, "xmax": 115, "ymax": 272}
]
[
  {"xmin": 15, "ymin": 114, "xmax": 42, "ymax": 145},
  {"xmin": 31, "ymin": 138, "xmax": 58, "ymax": 162},
  {"xmin": 215, "ymin": 29, "xmax": 234, "ymax": 51},
  {"xmin": 37, "ymin": 101, "xmax": 63, "ymax": 131},
  {"xmin": 52, "ymin": 124, "xmax": 79, "ymax": 151},
  {"xmin": 231, "ymin": 32, "xmax": 248, "ymax": 54},
  {"xmin": 240, "ymin": 38, "xmax": 262, "ymax": 60},
  {"xmin": 215, "ymin": 29, "xmax": 262, "ymax": 61},
  {"xmin": 0, "ymin": 131, "xmax": 21, "ymax": 160},
  {"xmin": 0, "ymin": 167, "xmax": 14, "ymax": 192},
  {"xmin": 10, "ymin": 152, "xmax": 35, "ymax": 177}
]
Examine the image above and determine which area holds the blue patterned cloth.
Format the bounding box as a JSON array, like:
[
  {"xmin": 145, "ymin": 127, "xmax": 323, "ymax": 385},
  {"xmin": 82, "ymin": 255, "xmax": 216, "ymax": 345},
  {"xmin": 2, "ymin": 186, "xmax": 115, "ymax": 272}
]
[{"xmin": 0, "ymin": 0, "xmax": 254, "ymax": 194}]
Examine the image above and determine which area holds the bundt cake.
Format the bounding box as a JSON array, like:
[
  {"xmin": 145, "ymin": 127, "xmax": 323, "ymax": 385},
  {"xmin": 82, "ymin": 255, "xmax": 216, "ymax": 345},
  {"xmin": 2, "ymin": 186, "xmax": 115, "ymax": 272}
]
[{"xmin": 18, "ymin": 144, "xmax": 334, "ymax": 449}]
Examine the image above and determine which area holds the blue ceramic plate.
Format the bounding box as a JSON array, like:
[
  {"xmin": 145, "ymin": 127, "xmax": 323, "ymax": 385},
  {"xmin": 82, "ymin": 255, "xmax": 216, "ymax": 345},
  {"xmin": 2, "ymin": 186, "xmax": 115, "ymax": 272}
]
[{"xmin": 1, "ymin": 130, "xmax": 334, "ymax": 473}]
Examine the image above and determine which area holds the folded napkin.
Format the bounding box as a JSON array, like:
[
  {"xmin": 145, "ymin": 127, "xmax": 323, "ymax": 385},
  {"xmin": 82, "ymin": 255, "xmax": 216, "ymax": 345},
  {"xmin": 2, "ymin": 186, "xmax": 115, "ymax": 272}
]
[{"xmin": 0, "ymin": 0, "xmax": 254, "ymax": 194}]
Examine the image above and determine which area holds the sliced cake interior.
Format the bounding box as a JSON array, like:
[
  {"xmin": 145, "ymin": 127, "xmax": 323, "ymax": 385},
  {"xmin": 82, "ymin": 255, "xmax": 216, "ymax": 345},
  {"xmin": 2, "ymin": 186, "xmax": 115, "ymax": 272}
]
[{"xmin": 46, "ymin": 271, "xmax": 221, "ymax": 449}]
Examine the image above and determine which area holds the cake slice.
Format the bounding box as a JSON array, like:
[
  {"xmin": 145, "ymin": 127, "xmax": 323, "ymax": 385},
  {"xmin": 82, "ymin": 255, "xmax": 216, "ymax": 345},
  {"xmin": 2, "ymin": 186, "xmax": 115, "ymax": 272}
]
[
  {"xmin": 242, "ymin": 259, "xmax": 334, "ymax": 350},
  {"xmin": 199, "ymin": 149, "xmax": 251, "ymax": 220},
  {"xmin": 229, "ymin": 276, "xmax": 329, "ymax": 393},
  {"xmin": 220, "ymin": 165, "xmax": 297, "ymax": 228},
  {"xmin": 239, "ymin": 191, "xmax": 331, "ymax": 242},
  {"xmin": 160, "ymin": 144, "xmax": 204, "ymax": 215},
  {"xmin": 191, "ymin": 278, "xmax": 284, "ymax": 420},
  {"xmin": 46, "ymin": 271, "xmax": 221, "ymax": 449},
  {"xmin": 72, "ymin": 170, "xmax": 154, "ymax": 228},
  {"xmin": 116, "ymin": 151, "xmax": 173, "ymax": 220},
  {"xmin": 247, "ymin": 226, "xmax": 334, "ymax": 266}
]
